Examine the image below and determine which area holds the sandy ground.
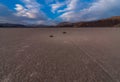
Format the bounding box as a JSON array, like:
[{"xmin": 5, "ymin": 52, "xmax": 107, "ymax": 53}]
[{"xmin": 0, "ymin": 28, "xmax": 120, "ymax": 82}]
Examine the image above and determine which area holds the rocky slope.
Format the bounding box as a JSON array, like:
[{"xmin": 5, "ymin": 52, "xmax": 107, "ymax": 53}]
[{"xmin": 57, "ymin": 16, "xmax": 120, "ymax": 27}]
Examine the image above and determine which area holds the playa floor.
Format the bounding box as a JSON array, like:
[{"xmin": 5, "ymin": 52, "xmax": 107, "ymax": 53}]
[{"xmin": 0, "ymin": 28, "xmax": 120, "ymax": 82}]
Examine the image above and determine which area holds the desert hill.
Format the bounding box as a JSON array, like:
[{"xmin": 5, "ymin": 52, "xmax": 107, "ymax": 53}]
[
  {"xmin": 57, "ymin": 16, "xmax": 120, "ymax": 27},
  {"xmin": 0, "ymin": 23, "xmax": 25, "ymax": 27},
  {"xmin": 1, "ymin": 16, "xmax": 120, "ymax": 27},
  {"xmin": 0, "ymin": 23, "xmax": 55, "ymax": 28}
]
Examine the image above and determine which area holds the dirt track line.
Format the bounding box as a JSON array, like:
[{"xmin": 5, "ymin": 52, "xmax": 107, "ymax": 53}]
[
  {"xmin": 81, "ymin": 45, "xmax": 118, "ymax": 82},
  {"xmin": 84, "ymin": 43, "xmax": 120, "ymax": 82},
  {"xmin": 67, "ymin": 36, "xmax": 116, "ymax": 82}
]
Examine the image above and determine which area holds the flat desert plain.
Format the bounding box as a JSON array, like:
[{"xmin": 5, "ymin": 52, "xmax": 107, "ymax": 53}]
[{"xmin": 0, "ymin": 28, "xmax": 120, "ymax": 82}]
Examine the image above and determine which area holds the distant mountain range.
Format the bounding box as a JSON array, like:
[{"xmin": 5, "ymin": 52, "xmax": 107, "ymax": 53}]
[
  {"xmin": 0, "ymin": 23, "xmax": 26, "ymax": 27},
  {"xmin": 0, "ymin": 23, "xmax": 52, "ymax": 28},
  {"xmin": 0, "ymin": 16, "xmax": 120, "ymax": 27},
  {"xmin": 57, "ymin": 16, "xmax": 120, "ymax": 27}
]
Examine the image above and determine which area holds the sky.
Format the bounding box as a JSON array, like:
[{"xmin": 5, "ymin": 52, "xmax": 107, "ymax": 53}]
[{"xmin": 0, "ymin": 0, "xmax": 120, "ymax": 25}]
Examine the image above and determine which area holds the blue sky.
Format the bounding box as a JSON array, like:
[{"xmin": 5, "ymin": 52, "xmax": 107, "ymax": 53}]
[{"xmin": 0, "ymin": 0, "xmax": 120, "ymax": 25}]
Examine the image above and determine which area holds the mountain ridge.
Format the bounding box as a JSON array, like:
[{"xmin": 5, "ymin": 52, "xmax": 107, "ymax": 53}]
[
  {"xmin": 57, "ymin": 16, "xmax": 120, "ymax": 27},
  {"xmin": 1, "ymin": 16, "xmax": 120, "ymax": 27}
]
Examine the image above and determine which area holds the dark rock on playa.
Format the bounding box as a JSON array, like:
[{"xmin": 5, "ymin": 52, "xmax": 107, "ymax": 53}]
[
  {"xmin": 49, "ymin": 35, "xmax": 54, "ymax": 37},
  {"xmin": 63, "ymin": 32, "xmax": 67, "ymax": 34}
]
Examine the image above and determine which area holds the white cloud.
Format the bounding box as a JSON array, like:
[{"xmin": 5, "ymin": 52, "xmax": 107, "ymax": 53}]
[
  {"xmin": 60, "ymin": 0, "xmax": 120, "ymax": 22},
  {"xmin": 0, "ymin": 3, "xmax": 55, "ymax": 25},
  {"xmin": 58, "ymin": 0, "xmax": 89, "ymax": 13},
  {"xmin": 15, "ymin": 0, "xmax": 46, "ymax": 19},
  {"xmin": 51, "ymin": 2, "xmax": 65, "ymax": 13},
  {"xmin": 13, "ymin": 0, "xmax": 57, "ymax": 25},
  {"xmin": 1, "ymin": 0, "xmax": 120, "ymax": 25},
  {"xmin": 0, "ymin": 4, "xmax": 25, "ymax": 24},
  {"xmin": 64, "ymin": 0, "xmax": 79, "ymax": 11},
  {"xmin": 15, "ymin": 4, "xmax": 35, "ymax": 18}
]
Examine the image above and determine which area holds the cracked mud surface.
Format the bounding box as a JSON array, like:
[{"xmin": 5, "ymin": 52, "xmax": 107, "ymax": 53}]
[{"xmin": 0, "ymin": 28, "xmax": 120, "ymax": 82}]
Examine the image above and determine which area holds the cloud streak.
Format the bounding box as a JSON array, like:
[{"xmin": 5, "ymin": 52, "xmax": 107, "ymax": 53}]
[
  {"xmin": 0, "ymin": 0, "xmax": 120, "ymax": 25},
  {"xmin": 59, "ymin": 0, "xmax": 120, "ymax": 22},
  {"xmin": 0, "ymin": 0, "xmax": 52, "ymax": 25},
  {"xmin": 15, "ymin": 0, "xmax": 47, "ymax": 19},
  {"xmin": 51, "ymin": 2, "xmax": 65, "ymax": 13}
]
